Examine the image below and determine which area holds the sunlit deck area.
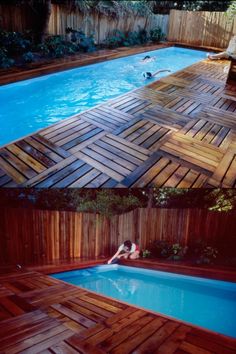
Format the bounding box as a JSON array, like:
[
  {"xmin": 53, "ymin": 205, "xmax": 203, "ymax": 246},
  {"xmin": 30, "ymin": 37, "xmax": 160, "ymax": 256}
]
[
  {"xmin": 0, "ymin": 54, "xmax": 235, "ymax": 188},
  {"xmin": 0, "ymin": 264, "xmax": 235, "ymax": 353}
]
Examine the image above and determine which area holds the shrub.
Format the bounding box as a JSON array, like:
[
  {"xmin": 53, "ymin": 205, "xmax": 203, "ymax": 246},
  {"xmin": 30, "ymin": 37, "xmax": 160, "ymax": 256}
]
[
  {"xmin": 168, "ymin": 243, "xmax": 188, "ymax": 261},
  {"xmin": 150, "ymin": 27, "xmax": 164, "ymax": 43},
  {"xmin": 0, "ymin": 30, "xmax": 32, "ymax": 55},
  {"xmin": 104, "ymin": 30, "xmax": 126, "ymax": 48},
  {"xmin": 197, "ymin": 246, "xmax": 218, "ymax": 265},
  {"xmin": 0, "ymin": 47, "xmax": 14, "ymax": 68},
  {"xmin": 150, "ymin": 240, "xmax": 172, "ymax": 258},
  {"xmin": 138, "ymin": 28, "xmax": 149, "ymax": 44},
  {"xmin": 104, "ymin": 28, "xmax": 150, "ymax": 48},
  {"xmin": 38, "ymin": 36, "xmax": 78, "ymax": 58},
  {"xmin": 66, "ymin": 28, "xmax": 96, "ymax": 52},
  {"xmin": 142, "ymin": 249, "xmax": 151, "ymax": 258},
  {"xmin": 22, "ymin": 51, "xmax": 35, "ymax": 63}
]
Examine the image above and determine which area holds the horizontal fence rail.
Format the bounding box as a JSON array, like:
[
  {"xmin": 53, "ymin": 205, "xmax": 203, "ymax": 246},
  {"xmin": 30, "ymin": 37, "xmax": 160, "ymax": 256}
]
[{"xmin": 0, "ymin": 208, "xmax": 235, "ymax": 265}]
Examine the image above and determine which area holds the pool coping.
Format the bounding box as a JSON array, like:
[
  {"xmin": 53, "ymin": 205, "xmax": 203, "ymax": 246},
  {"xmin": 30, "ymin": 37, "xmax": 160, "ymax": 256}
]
[
  {"xmin": 0, "ymin": 42, "xmax": 170, "ymax": 86},
  {"xmin": 26, "ymin": 258, "xmax": 236, "ymax": 283}
]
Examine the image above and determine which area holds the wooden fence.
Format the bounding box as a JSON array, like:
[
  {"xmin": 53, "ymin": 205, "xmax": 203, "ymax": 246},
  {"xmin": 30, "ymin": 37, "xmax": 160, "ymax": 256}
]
[
  {"xmin": 0, "ymin": 207, "xmax": 235, "ymax": 265},
  {"xmin": 0, "ymin": 3, "xmax": 36, "ymax": 32},
  {"xmin": 1, "ymin": 5, "xmax": 235, "ymax": 49},
  {"xmin": 168, "ymin": 10, "xmax": 236, "ymax": 49},
  {"xmin": 48, "ymin": 5, "xmax": 169, "ymax": 43}
]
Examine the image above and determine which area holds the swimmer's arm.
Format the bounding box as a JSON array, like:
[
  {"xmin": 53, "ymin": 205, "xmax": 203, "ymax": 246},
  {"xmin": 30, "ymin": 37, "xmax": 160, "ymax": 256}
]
[{"xmin": 152, "ymin": 69, "xmax": 171, "ymax": 77}]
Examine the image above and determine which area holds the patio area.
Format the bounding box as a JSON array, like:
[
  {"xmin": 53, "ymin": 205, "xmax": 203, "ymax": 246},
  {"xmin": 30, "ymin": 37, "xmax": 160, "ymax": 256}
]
[
  {"xmin": 0, "ymin": 54, "xmax": 235, "ymax": 188},
  {"xmin": 0, "ymin": 264, "xmax": 235, "ymax": 354}
]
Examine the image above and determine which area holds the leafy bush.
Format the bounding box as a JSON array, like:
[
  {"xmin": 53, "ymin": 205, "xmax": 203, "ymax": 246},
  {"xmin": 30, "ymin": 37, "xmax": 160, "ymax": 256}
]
[
  {"xmin": 190, "ymin": 239, "xmax": 218, "ymax": 265},
  {"xmin": 197, "ymin": 246, "xmax": 218, "ymax": 265},
  {"xmin": 168, "ymin": 243, "xmax": 188, "ymax": 261},
  {"xmin": 138, "ymin": 28, "xmax": 149, "ymax": 44},
  {"xmin": 0, "ymin": 30, "xmax": 32, "ymax": 55},
  {"xmin": 0, "ymin": 47, "xmax": 14, "ymax": 68},
  {"xmin": 104, "ymin": 28, "xmax": 150, "ymax": 48},
  {"xmin": 38, "ymin": 36, "xmax": 78, "ymax": 58},
  {"xmin": 150, "ymin": 27, "xmax": 164, "ymax": 43},
  {"xmin": 66, "ymin": 28, "xmax": 96, "ymax": 52},
  {"xmin": 22, "ymin": 51, "xmax": 35, "ymax": 63},
  {"xmin": 150, "ymin": 240, "xmax": 172, "ymax": 258},
  {"xmin": 104, "ymin": 30, "xmax": 126, "ymax": 48},
  {"xmin": 142, "ymin": 249, "xmax": 151, "ymax": 258}
]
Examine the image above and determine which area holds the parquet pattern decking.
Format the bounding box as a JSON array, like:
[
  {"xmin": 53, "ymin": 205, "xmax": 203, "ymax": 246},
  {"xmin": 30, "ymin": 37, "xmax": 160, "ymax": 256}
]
[
  {"xmin": 0, "ymin": 57, "xmax": 235, "ymax": 188},
  {"xmin": 0, "ymin": 267, "xmax": 235, "ymax": 353}
]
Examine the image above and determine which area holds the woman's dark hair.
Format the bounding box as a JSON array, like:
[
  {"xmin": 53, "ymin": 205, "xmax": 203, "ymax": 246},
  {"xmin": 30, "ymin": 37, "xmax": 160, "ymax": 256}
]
[{"xmin": 124, "ymin": 240, "xmax": 132, "ymax": 250}]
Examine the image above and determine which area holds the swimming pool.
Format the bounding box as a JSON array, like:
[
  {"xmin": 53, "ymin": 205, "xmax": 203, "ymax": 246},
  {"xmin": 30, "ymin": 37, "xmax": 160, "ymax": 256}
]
[
  {"xmin": 52, "ymin": 265, "xmax": 236, "ymax": 338},
  {"xmin": 0, "ymin": 47, "xmax": 207, "ymax": 147}
]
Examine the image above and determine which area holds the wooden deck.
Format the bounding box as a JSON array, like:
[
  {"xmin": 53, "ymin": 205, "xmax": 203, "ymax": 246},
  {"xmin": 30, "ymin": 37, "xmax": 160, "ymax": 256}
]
[
  {"xmin": 0, "ymin": 266, "xmax": 235, "ymax": 353},
  {"xmin": 0, "ymin": 56, "xmax": 236, "ymax": 188}
]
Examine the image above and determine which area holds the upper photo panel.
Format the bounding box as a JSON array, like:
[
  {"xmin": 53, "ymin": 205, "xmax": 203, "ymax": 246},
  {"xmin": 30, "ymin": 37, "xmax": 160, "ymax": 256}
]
[{"xmin": 0, "ymin": 1, "xmax": 235, "ymax": 188}]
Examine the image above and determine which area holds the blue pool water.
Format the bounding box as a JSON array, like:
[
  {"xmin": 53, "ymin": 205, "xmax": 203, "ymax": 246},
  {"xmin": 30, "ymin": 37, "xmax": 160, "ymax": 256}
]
[
  {"xmin": 52, "ymin": 265, "xmax": 236, "ymax": 338},
  {"xmin": 0, "ymin": 47, "xmax": 207, "ymax": 147}
]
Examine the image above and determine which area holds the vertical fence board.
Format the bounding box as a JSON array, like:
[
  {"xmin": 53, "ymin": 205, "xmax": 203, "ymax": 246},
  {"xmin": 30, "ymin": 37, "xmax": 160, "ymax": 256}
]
[
  {"xmin": 0, "ymin": 207, "xmax": 235, "ymax": 265},
  {"xmin": 168, "ymin": 10, "xmax": 236, "ymax": 49}
]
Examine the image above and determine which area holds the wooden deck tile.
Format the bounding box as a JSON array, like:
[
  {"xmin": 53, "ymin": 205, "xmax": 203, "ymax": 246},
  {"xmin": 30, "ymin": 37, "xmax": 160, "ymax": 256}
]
[
  {"xmin": 0, "ymin": 268, "xmax": 235, "ymax": 353},
  {"xmin": 160, "ymin": 132, "xmax": 225, "ymax": 173},
  {"xmin": 0, "ymin": 56, "xmax": 235, "ymax": 188}
]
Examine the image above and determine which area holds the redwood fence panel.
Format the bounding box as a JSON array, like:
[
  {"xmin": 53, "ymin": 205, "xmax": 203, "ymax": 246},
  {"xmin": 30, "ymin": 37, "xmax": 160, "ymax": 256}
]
[
  {"xmin": 0, "ymin": 207, "xmax": 235, "ymax": 265},
  {"xmin": 168, "ymin": 10, "xmax": 236, "ymax": 49},
  {"xmin": 48, "ymin": 4, "xmax": 169, "ymax": 43}
]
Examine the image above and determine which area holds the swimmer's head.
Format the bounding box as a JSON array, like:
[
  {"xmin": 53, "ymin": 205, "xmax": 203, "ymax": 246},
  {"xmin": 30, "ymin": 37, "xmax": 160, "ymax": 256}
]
[
  {"xmin": 143, "ymin": 72, "xmax": 152, "ymax": 79},
  {"xmin": 143, "ymin": 55, "xmax": 151, "ymax": 60}
]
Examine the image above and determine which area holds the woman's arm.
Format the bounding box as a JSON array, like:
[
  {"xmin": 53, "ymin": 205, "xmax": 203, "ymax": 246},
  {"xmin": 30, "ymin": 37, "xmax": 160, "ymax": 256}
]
[{"xmin": 107, "ymin": 249, "xmax": 121, "ymax": 264}]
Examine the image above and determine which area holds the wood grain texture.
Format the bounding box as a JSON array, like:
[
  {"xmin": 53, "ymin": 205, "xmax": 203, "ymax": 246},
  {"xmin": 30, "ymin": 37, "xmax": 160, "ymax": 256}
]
[
  {"xmin": 0, "ymin": 268, "xmax": 235, "ymax": 353},
  {"xmin": 168, "ymin": 10, "xmax": 236, "ymax": 49},
  {"xmin": 0, "ymin": 207, "xmax": 235, "ymax": 266},
  {"xmin": 0, "ymin": 50, "xmax": 235, "ymax": 188}
]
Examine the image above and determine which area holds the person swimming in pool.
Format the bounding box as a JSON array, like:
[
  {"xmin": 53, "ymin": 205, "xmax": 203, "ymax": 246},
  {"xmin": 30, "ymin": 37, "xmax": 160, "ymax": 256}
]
[
  {"xmin": 143, "ymin": 69, "xmax": 171, "ymax": 79},
  {"xmin": 107, "ymin": 240, "xmax": 140, "ymax": 264},
  {"xmin": 140, "ymin": 55, "xmax": 156, "ymax": 63}
]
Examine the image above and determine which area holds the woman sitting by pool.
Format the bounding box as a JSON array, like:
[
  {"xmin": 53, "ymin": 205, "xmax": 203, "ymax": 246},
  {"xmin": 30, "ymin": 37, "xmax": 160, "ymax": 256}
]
[
  {"xmin": 143, "ymin": 69, "xmax": 171, "ymax": 79},
  {"xmin": 107, "ymin": 240, "xmax": 140, "ymax": 264},
  {"xmin": 207, "ymin": 35, "xmax": 236, "ymax": 60}
]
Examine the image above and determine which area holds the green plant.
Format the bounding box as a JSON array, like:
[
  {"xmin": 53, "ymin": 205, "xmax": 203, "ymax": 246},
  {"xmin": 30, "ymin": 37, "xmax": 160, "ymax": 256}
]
[
  {"xmin": 142, "ymin": 249, "xmax": 151, "ymax": 258},
  {"xmin": 227, "ymin": 0, "xmax": 236, "ymax": 19},
  {"xmin": 150, "ymin": 240, "xmax": 172, "ymax": 258},
  {"xmin": 197, "ymin": 246, "xmax": 218, "ymax": 265},
  {"xmin": 0, "ymin": 30, "xmax": 32, "ymax": 55},
  {"xmin": 66, "ymin": 28, "xmax": 96, "ymax": 52},
  {"xmin": 22, "ymin": 51, "xmax": 35, "ymax": 63},
  {"xmin": 104, "ymin": 30, "xmax": 126, "ymax": 48},
  {"xmin": 168, "ymin": 243, "xmax": 188, "ymax": 261},
  {"xmin": 150, "ymin": 27, "xmax": 164, "ymax": 43},
  {"xmin": 138, "ymin": 28, "xmax": 149, "ymax": 44},
  {"xmin": 38, "ymin": 35, "xmax": 78, "ymax": 58},
  {"xmin": 0, "ymin": 47, "xmax": 14, "ymax": 68},
  {"xmin": 76, "ymin": 190, "xmax": 141, "ymax": 218}
]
